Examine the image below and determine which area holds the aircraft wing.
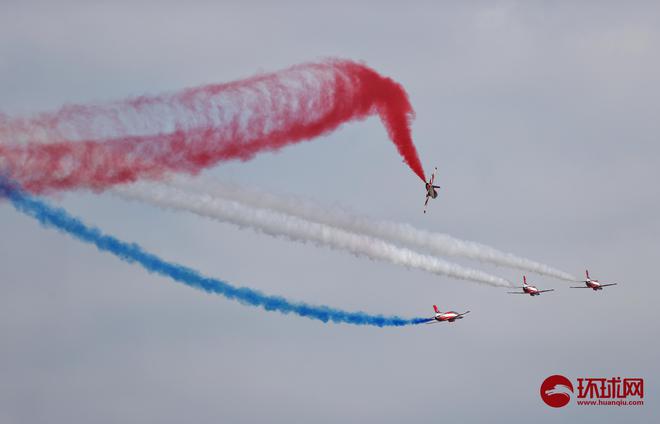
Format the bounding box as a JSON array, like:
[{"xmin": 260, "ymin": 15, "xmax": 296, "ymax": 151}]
[
  {"xmin": 538, "ymin": 289, "xmax": 555, "ymax": 293},
  {"xmin": 600, "ymin": 283, "xmax": 617, "ymax": 287},
  {"xmin": 457, "ymin": 311, "xmax": 470, "ymax": 317}
]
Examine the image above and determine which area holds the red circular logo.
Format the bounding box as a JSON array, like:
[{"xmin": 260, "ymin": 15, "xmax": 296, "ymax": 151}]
[{"xmin": 540, "ymin": 375, "xmax": 574, "ymax": 408}]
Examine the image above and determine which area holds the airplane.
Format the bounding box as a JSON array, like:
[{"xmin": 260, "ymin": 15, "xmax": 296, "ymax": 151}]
[
  {"xmin": 423, "ymin": 167, "xmax": 441, "ymax": 213},
  {"xmin": 507, "ymin": 275, "xmax": 554, "ymax": 296},
  {"xmin": 425, "ymin": 305, "xmax": 470, "ymax": 323},
  {"xmin": 570, "ymin": 270, "xmax": 618, "ymax": 291}
]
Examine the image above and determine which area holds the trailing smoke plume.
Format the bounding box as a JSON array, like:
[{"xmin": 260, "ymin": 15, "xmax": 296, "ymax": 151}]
[
  {"xmin": 113, "ymin": 182, "xmax": 513, "ymax": 287},
  {"xmin": 0, "ymin": 181, "xmax": 428, "ymax": 327},
  {"xmin": 0, "ymin": 59, "xmax": 425, "ymax": 193},
  {"xmin": 170, "ymin": 177, "xmax": 576, "ymax": 281}
]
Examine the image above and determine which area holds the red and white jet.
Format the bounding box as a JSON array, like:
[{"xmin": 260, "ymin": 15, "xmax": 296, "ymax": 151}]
[
  {"xmin": 570, "ymin": 270, "xmax": 618, "ymax": 291},
  {"xmin": 507, "ymin": 275, "xmax": 554, "ymax": 296},
  {"xmin": 425, "ymin": 305, "xmax": 470, "ymax": 323},
  {"xmin": 423, "ymin": 167, "xmax": 441, "ymax": 214}
]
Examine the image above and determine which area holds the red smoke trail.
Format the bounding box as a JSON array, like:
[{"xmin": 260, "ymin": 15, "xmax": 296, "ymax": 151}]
[{"xmin": 0, "ymin": 59, "xmax": 425, "ymax": 193}]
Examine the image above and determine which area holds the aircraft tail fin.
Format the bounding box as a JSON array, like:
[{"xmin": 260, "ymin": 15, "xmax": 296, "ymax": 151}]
[{"xmin": 433, "ymin": 305, "xmax": 440, "ymax": 314}]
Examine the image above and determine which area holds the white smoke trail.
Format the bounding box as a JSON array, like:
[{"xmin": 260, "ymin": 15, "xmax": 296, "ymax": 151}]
[
  {"xmin": 170, "ymin": 177, "xmax": 576, "ymax": 281},
  {"xmin": 113, "ymin": 182, "xmax": 513, "ymax": 287}
]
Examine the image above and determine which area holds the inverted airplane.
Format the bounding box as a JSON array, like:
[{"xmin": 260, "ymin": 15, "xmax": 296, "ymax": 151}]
[
  {"xmin": 507, "ymin": 275, "xmax": 554, "ymax": 296},
  {"xmin": 425, "ymin": 305, "xmax": 470, "ymax": 323},
  {"xmin": 570, "ymin": 270, "xmax": 618, "ymax": 291},
  {"xmin": 423, "ymin": 167, "xmax": 441, "ymax": 214}
]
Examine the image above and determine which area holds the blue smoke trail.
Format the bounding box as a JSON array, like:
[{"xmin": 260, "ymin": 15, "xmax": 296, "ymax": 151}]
[{"xmin": 0, "ymin": 182, "xmax": 428, "ymax": 327}]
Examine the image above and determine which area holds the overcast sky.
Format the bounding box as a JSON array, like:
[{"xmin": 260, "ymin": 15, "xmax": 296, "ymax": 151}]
[{"xmin": 1, "ymin": 1, "xmax": 658, "ymax": 422}]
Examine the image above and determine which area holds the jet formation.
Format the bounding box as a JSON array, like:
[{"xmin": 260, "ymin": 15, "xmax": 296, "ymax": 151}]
[{"xmin": 421, "ymin": 168, "xmax": 617, "ymax": 323}]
